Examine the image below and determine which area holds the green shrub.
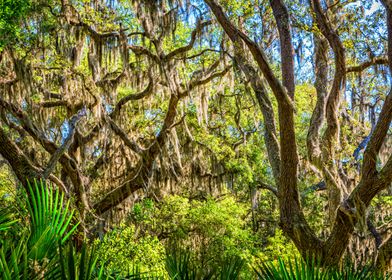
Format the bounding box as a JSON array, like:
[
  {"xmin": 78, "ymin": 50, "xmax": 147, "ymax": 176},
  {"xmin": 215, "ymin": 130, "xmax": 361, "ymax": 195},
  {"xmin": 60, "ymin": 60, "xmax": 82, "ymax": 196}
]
[{"xmin": 96, "ymin": 224, "xmax": 167, "ymax": 277}]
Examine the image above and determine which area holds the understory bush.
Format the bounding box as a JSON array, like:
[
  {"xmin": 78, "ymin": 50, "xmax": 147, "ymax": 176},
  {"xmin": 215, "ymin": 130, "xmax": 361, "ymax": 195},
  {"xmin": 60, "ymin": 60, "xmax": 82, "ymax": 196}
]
[{"xmin": 0, "ymin": 181, "xmax": 389, "ymax": 279}]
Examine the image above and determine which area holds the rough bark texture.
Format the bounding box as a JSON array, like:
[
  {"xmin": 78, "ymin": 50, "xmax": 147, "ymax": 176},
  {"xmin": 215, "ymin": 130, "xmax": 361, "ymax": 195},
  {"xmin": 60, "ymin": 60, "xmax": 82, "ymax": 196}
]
[
  {"xmin": 0, "ymin": 127, "xmax": 41, "ymax": 183},
  {"xmin": 376, "ymin": 236, "xmax": 392, "ymax": 272},
  {"xmin": 205, "ymin": 0, "xmax": 323, "ymax": 256},
  {"xmin": 307, "ymin": 35, "xmax": 328, "ymax": 168},
  {"xmin": 205, "ymin": 0, "xmax": 392, "ymax": 267},
  {"xmin": 310, "ymin": 0, "xmax": 348, "ymax": 224}
]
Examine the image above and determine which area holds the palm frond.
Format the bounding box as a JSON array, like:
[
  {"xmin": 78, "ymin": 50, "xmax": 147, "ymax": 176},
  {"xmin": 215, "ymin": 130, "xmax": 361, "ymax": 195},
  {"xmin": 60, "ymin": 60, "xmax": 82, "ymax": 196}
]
[
  {"xmin": 0, "ymin": 207, "xmax": 18, "ymax": 232},
  {"xmin": 24, "ymin": 179, "xmax": 79, "ymax": 260},
  {"xmin": 254, "ymin": 257, "xmax": 389, "ymax": 280}
]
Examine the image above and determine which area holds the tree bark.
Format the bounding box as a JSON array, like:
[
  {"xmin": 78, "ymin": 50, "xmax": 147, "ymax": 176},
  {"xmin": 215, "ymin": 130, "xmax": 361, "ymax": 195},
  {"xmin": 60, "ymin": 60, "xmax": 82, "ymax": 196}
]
[
  {"xmin": 0, "ymin": 127, "xmax": 41, "ymax": 184},
  {"xmin": 376, "ymin": 236, "xmax": 392, "ymax": 272},
  {"xmin": 205, "ymin": 0, "xmax": 323, "ymax": 256},
  {"xmin": 205, "ymin": 0, "xmax": 392, "ymax": 268}
]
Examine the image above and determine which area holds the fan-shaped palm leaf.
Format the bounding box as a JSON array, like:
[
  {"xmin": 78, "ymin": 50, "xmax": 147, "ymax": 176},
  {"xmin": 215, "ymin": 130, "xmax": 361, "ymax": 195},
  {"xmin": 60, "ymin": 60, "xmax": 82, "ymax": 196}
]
[{"xmin": 24, "ymin": 180, "xmax": 79, "ymax": 260}]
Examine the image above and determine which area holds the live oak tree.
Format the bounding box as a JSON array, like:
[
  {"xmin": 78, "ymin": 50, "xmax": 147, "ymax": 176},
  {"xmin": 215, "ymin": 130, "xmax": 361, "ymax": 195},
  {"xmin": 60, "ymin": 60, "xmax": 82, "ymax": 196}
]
[
  {"xmin": 0, "ymin": 0, "xmax": 231, "ymax": 223},
  {"xmin": 204, "ymin": 0, "xmax": 392, "ymax": 269},
  {"xmin": 0, "ymin": 0, "xmax": 392, "ymax": 271}
]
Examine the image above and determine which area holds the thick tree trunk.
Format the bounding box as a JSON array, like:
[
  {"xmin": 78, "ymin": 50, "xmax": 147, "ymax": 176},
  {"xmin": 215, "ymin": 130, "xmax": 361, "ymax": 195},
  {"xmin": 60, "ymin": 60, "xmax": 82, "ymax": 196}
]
[
  {"xmin": 205, "ymin": 0, "xmax": 392, "ymax": 269},
  {"xmin": 0, "ymin": 126, "xmax": 41, "ymax": 184},
  {"xmin": 376, "ymin": 236, "xmax": 392, "ymax": 272}
]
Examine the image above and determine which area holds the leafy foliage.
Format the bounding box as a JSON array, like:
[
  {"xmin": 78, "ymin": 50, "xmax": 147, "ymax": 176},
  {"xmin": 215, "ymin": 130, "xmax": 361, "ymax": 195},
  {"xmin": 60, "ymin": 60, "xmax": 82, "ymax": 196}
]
[
  {"xmin": 0, "ymin": 0, "xmax": 31, "ymax": 50},
  {"xmin": 0, "ymin": 179, "xmax": 389, "ymax": 279},
  {"xmin": 0, "ymin": 0, "xmax": 391, "ymax": 277},
  {"xmin": 96, "ymin": 224, "xmax": 167, "ymax": 276},
  {"xmin": 0, "ymin": 180, "xmax": 84, "ymax": 279},
  {"xmin": 25, "ymin": 180, "xmax": 79, "ymax": 260},
  {"xmin": 254, "ymin": 257, "xmax": 388, "ymax": 280}
]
